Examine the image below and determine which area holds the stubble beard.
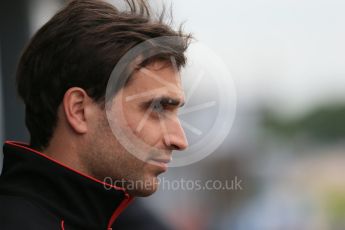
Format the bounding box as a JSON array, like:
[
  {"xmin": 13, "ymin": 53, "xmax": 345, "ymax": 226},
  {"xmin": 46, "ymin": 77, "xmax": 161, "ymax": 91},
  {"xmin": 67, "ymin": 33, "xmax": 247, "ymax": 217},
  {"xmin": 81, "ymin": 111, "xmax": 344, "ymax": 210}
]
[{"xmin": 81, "ymin": 114, "xmax": 159, "ymax": 196}]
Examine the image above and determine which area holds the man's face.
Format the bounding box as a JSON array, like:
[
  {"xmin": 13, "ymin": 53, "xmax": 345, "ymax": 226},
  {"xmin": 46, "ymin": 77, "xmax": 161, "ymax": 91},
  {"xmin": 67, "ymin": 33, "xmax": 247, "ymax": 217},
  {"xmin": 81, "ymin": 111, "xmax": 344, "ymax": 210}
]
[{"xmin": 84, "ymin": 61, "xmax": 188, "ymax": 196}]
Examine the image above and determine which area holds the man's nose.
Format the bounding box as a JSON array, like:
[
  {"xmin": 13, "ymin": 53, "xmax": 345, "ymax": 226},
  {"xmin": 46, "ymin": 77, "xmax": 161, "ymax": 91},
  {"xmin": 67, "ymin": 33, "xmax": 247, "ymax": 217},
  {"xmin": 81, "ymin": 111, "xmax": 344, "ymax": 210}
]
[{"xmin": 163, "ymin": 118, "xmax": 188, "ymax": 151}]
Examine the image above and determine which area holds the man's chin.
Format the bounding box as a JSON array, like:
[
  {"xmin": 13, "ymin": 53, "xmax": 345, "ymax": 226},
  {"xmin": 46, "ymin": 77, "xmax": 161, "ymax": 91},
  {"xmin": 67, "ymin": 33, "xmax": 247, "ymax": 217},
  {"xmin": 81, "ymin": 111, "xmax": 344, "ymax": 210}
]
[
  {"xmin": 124, "ymin": 176, "xmax": 159, "ymax": 197},
  {"xmin": 127, "ymin": 188, "xmax": 156, "ymax": 197}
]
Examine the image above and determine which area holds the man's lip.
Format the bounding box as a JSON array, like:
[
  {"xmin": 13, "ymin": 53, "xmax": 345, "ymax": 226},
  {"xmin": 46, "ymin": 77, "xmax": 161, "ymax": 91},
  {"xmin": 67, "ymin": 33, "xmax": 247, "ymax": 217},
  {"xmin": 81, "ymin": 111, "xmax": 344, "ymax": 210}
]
[
  {"xmin": 148, "ymin": 158, "xmax": 171, "ymax": 171},
  {"xmin": 150, "ymin": 158, "xmax": 171, "ymax": 164}
]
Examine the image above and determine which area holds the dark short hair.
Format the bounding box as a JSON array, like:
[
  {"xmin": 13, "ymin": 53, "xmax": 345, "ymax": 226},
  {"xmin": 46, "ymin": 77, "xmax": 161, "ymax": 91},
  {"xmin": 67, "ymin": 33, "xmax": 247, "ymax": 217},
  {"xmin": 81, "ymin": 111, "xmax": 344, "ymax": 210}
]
[{"xmin": 16, "ymin": 0, "xmax": 191, "ymax": 150}]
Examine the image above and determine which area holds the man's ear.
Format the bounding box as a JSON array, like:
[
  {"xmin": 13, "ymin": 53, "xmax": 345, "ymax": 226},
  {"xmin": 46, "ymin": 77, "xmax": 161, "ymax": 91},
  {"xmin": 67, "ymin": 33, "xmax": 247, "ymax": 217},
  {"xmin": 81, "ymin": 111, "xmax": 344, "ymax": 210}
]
[{"xmin": 62, "ymin": 87, "xmax": 91, "ymax": 134}]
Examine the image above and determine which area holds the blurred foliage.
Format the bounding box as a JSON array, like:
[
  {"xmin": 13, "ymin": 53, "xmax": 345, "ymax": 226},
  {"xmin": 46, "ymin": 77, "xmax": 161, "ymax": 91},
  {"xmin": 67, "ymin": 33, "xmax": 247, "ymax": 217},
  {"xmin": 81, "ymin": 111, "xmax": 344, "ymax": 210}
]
[
  {"xmin": 324, "ymin": 190, "xmax": 345, "ymax": 228},
  {"xmin": 262, "ymin": 104, "xmax": 345, "ymax": 142}
]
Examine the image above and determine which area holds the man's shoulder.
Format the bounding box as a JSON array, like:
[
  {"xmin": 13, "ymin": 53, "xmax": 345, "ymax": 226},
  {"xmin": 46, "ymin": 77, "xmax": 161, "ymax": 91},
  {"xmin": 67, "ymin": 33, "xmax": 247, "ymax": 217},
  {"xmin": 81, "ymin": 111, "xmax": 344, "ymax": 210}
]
[{"xmin": 0, "ymin": 194, "xmax": 61, "ymax": 230}]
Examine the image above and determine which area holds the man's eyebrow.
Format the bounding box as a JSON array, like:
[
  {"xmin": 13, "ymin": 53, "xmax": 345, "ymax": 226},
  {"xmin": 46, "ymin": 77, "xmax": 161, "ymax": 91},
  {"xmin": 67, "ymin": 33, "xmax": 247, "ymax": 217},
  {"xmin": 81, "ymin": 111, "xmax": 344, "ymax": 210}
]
[{"xmin": 142, "ymin": 96, "xmax": 185, "ymax": 108}]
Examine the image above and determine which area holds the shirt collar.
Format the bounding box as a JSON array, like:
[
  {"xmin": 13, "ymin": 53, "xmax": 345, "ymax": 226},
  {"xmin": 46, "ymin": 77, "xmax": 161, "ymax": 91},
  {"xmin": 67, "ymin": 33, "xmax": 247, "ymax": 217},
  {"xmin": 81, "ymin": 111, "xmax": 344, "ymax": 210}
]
[{"xmin": 0, "ymin": 141, "xmax": 134, "ymax": 229}]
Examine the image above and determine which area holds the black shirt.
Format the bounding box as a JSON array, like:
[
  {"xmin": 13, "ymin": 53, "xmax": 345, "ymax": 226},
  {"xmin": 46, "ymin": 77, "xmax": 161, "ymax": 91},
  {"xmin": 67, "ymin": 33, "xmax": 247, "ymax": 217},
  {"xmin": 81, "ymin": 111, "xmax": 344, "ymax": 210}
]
[{"xmin": 0, "ymin": 141, "xmax": 134, "ymax": 230}]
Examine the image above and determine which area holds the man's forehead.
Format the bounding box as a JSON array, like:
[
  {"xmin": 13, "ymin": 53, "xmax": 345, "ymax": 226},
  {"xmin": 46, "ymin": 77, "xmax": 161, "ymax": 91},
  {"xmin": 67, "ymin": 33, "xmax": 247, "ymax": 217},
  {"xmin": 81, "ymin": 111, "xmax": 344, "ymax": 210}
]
[
  {"xmin": 126, "ymin": 64, "xmax": 183, "ymax": 94},
  {"xmin": 123, "ymin": 66, "xmax": 185, "ymax": 107},
  {"xmin": 124, "ymin": 84, "xmax": 185, "ymax": 105}
]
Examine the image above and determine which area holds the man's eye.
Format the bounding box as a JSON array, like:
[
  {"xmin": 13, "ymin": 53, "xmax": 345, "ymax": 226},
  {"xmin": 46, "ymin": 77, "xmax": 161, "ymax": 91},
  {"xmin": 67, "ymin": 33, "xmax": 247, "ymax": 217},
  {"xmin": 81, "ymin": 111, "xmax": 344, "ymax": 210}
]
[{"xmin": 151, "ymin": 101, "xmax": 164, "ymax": 113}]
